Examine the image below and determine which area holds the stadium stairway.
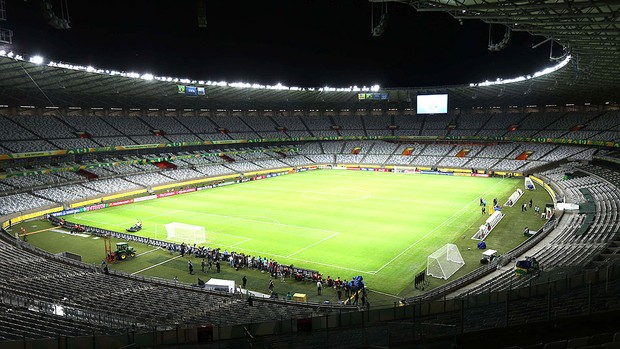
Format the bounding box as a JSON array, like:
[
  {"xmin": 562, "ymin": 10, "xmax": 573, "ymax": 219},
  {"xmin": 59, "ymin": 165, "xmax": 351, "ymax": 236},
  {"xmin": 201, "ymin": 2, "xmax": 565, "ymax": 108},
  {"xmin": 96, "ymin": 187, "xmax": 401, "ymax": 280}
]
[
  {"xmin": 77, "ymin": 169, "xmax": 98, "ymax": 179},
  {"xmin": 219, "ymin": 154, "xmax": 235, "ymax": 162}
]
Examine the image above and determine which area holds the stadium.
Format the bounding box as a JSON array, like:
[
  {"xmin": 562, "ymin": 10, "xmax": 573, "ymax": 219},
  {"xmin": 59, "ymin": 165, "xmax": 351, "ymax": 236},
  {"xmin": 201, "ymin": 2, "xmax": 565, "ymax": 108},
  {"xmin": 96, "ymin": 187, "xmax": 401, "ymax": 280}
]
[{"xmin": 0, "ymin": 1, "xmax": 619, "ymax": 348}]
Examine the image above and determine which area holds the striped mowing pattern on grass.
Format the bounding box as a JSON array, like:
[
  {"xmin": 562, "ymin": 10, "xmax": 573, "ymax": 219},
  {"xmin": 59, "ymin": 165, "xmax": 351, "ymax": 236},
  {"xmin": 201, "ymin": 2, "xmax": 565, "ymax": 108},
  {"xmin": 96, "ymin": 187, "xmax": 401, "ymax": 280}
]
[{"xmin": 58, "ymin": 170, "xmax": 544, "ymax": 295}]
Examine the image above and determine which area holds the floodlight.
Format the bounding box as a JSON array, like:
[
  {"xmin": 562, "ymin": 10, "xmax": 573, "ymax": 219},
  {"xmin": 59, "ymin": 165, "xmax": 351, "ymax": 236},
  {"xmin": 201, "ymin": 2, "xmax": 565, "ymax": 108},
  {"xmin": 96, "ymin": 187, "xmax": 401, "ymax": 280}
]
[{"xmin": 30, "ymin": 55, "xmax": 44, "ymax": 64}]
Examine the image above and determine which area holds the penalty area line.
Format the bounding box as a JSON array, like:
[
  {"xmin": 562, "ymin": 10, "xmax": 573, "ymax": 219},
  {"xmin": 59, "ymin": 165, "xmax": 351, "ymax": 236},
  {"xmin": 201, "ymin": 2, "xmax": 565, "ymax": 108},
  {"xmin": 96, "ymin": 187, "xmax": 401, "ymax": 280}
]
[
  {"xmin": 286, "ymin": 233, "xmax": 339, "ymax": 258},
  {"xmin": 369, "ymin": 289, "xmax": 402, "ymax": 300},
  {"xmin": 371, "ymin": 178, "xmax": 507, "ymax": 275},
  {"xmin": 131, "ymin": 255, "xmax": 182, "ymax": 275},
  {"xmin": 136, "ymin": 247, "xmax": 161, "ymax": 257},
  {"xmin": 230, "ymin": 238, "xmax": 251, "ymax": 247}
]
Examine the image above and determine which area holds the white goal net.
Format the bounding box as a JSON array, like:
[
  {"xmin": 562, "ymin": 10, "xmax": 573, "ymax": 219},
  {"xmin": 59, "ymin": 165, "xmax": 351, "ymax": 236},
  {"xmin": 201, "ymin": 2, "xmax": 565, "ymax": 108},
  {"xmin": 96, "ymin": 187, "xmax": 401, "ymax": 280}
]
[
  {"xmin": 165, "ymin": 222, "xmax": 206, "ymax": 244},
  {"xmin": 426, "ymin": 243, "xmax": 465, "ymax": 280}
]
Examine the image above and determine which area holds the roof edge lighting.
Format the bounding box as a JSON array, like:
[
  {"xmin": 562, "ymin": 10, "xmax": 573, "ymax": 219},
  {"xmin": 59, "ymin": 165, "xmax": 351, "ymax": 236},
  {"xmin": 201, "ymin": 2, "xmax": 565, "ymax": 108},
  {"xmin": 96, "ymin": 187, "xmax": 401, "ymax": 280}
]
[
  {"xmin": 1, "ymin": 51, "xmax": 381, "ymax": 93},
  {"xmin": 469, "ymin": 55, "xmax": 571, "ymax": 88}
]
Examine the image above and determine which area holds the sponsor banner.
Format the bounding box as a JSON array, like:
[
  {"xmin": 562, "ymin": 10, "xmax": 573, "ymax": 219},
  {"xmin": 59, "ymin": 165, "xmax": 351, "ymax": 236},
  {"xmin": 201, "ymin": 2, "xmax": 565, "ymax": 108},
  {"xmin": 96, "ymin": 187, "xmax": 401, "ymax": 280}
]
[
  {"xmin": 212, "ymin": 139, "xmax": 248, "ymax": 144},
  {"xmin": 493, "ymin": 171, "xmax": 521, "ymax": 177},
  {"xmin": 52, "ymin": 207, "xmax": 83, "ymax": 216},
  {"xmin": 178, "ymin": 188, "xmax": 197, "ymax": 195},
  {"xmin": 375, "ymin": 168, "xmax": 391, "ymax": 172},
  {"xmin": 85, "ymin": 204, "xmax": 106, "ymax": 211},
  {"xmin": 134, "ymin": 195, "xmax": 157, "ymax": 202},
  {"xmin": 157, "ymin": 191, "xmax": 178, "ymax": 198},
  {"xmin": 453, "ymin": 172, "xmax": 471, "ymax": 177},
  {"xmin": 346, "ymin": 167, "xmax": 361, "ymax": 171},
  {"xmin": 439, "ymin": 168, "xmax": 471, "ymax": 174},
  {"xmin": 120, "ymin": 143, "xmax": 162, "ymax": 150},
  {"xmin": 471, "ymin": 173, "xmax": 490, "ymax": 177},
  {"xmin": 420, "ymin": 171, "xmax": 454, "ymax": 176},
  {"xmin": 108, "ymin": 199, "xmax": 134, "ymax": 207},
  {"xmin": 297, "ymin": 165, "xmax": 321, "ymax": 172}
]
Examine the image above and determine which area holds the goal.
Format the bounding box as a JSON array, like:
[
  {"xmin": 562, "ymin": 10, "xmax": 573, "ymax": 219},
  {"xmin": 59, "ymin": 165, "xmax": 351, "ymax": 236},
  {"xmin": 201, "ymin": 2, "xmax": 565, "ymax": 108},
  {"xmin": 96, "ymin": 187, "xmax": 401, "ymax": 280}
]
[
  {"xmin": 426, "ymin": 243, "xmax": 465, "ymax": 280},
  {"xmin": 165, "ymin": 222, "xmax": 206, "ymax": 245}
]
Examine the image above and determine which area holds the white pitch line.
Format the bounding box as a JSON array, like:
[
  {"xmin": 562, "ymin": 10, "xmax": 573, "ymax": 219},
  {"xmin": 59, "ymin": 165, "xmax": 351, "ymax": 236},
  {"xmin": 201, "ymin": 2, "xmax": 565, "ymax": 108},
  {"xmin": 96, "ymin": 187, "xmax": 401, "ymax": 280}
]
[
  {"xmin": 229, "ymin": 238, "xmax": 252, "ymax": 247},
  {"xmin": 250, "ymin": 185, "xmax": 463, "ymax": 207},
  {"xmin": 286, "ymin": 233, "xmax": 339, "ymax": 257},
  {"xmin": 372, "ymin": 178, "xmax": 506, "ymax": 275},
  {"xmin": 369, "ymin": 289, "xmax": 402, "ymax": 299},
  {"xmin": 165, "ymin": 208, "xmax": 343, "ymax": 237},
  {"xmin": 136, "ymin": 247, "xmax": 161, "ymax": 257},
  {"xmin": 131, "ymin": 255, "xmax": 182, "ymax": 275}
]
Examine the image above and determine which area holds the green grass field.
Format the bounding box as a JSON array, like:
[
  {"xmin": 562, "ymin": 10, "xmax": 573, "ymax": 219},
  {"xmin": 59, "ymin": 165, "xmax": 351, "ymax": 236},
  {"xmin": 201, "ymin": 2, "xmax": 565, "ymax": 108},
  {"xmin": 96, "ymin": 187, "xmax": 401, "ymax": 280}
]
[{"xmin": 20, "ymin": 170, "xmax": 551, "ymax": 305}]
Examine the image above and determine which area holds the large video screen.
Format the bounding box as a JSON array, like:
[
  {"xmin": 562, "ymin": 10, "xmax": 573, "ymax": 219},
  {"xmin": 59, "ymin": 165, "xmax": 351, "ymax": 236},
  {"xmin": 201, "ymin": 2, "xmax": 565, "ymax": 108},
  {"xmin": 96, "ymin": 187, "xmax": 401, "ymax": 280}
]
[{"xmin": 416, "ymin": 94, "xmax": 448, "ymax": 114}]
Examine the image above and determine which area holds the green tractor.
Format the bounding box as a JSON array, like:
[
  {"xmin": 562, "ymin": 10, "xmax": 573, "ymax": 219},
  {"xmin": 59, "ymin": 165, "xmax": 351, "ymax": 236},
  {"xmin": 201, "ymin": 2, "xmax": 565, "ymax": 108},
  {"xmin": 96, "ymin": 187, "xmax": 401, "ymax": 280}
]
[{"xmin": 113, "ymin": 242, "xmax": 136, "ymax": 261}]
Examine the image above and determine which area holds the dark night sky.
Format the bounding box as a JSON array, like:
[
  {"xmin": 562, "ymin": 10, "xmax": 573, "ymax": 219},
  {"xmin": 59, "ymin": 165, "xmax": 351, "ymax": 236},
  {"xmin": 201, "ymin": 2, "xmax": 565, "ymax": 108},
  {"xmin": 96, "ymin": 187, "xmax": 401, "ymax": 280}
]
[{"xmin": 4, "ymin": 0, "xmax": 552, "ymax": 88}]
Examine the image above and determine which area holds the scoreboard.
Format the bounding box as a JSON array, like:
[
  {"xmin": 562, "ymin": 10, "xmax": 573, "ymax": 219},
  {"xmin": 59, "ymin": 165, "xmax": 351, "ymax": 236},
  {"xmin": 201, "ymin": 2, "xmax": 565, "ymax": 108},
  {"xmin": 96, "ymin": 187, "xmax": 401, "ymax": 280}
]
[{"xmin": 358, "ymin": 92, "xmax": 389, "ymax": 101}]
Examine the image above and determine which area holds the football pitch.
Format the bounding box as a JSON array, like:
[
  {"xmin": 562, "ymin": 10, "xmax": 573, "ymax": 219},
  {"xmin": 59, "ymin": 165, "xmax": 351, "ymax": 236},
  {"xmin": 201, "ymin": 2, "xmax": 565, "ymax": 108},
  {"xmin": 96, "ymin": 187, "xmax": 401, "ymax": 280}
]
[{"xmin": 56, "ymin": 169, "xmax": 547, "ymax": 296}]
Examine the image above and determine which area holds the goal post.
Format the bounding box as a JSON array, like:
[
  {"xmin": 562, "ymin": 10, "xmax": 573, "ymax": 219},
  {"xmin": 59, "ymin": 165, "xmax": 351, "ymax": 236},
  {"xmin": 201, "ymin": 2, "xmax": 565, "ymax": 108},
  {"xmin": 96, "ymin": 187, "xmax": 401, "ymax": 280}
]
[
  {"xmin": 164, "ymin": 222, "xmax": 206, "ymax": 245},
  {"xmin": 426, "ymin": 243, "xmax": 465, "ymax": 280}
]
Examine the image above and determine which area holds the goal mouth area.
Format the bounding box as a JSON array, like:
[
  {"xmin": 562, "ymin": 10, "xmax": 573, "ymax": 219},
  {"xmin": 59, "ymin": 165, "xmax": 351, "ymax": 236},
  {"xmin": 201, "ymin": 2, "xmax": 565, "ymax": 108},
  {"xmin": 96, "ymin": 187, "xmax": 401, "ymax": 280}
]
[{"xmin": 164, "ymin": 222, "xmax": 207, "ymax": 244}]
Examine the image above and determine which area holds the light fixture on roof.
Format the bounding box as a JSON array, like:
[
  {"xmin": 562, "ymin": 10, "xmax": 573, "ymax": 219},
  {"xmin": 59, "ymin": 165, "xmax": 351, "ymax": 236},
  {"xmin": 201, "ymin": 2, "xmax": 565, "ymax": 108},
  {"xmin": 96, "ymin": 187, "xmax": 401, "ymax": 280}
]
[
  {"xmin": 488, "ymin": 24, "xmax": 511, "ymax": 52},
  {"xmin": 371, "ymin": 2, "xmax": 388, "ymax": 37},
  {"xmin": 41, "ymin": 0, "xmax": 71, "ymax": 29},
  {"xmin": 29, "ymin": 55, "xmax": 44, "ymax": 65}
]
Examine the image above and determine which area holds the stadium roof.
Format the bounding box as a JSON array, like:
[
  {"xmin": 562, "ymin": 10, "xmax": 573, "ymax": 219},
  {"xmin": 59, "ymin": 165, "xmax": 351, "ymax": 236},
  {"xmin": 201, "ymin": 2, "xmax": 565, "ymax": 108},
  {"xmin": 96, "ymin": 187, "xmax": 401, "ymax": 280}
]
[{"xmin": 0, "ymin": 0, "xmax": 618, "ymax": 110}]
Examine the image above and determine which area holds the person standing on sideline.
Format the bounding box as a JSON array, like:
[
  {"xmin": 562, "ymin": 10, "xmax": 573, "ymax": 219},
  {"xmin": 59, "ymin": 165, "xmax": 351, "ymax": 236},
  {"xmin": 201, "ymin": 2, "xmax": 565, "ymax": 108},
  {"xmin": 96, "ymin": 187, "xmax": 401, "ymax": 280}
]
[
  {"xmin": 242, "ymin": 275, "xmax": 247, "ymax": 289},
  {"xmin": 268, "ymin": 278, "xmax": 274, "ymax": 293},
  {"xmin": 337, "ymin": 285, "xmax": 342, "ymax": 300},
  {"xmin": 317, "ymin": 280, "xmax": 323, "ymax": 295},
  {"xmin": 482, "ymin": 206, "xmax": 486, "ymax": 214},
  {"xmin": 529, "ymin": 199, "xmax": 533, "ymax": 208},
  {"xmin": 188, "ymin": 260, "xmax": 194, "ymax": 274},
  {"xmin": 216, "ymin": 260, "xmax": 220, "ymax": 273},
  {"xmin": 201, "ymin": 259, "xmax": 206, "ymax": 273}
]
